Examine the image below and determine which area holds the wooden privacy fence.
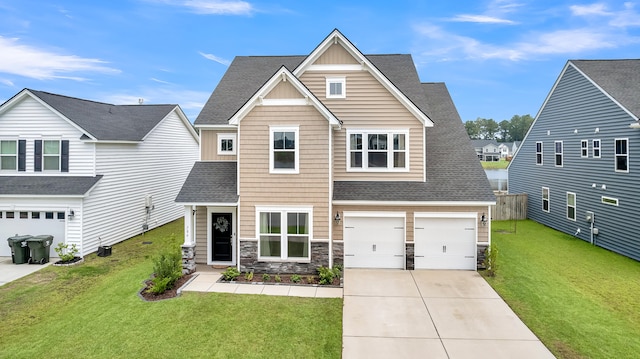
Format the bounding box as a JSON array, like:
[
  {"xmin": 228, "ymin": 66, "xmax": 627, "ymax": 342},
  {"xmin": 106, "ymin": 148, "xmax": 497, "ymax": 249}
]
[{"xmin": 491, "ymin": 193, "xmax": 527, "ymax": 220}]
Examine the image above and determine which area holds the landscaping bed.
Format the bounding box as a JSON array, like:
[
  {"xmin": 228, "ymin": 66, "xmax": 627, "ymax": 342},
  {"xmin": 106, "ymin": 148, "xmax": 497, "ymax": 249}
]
[
  {"xmin": 223, "ymin": 273, "xmax": 342, "ymax": 287},
  {"xmin": 139, "ymin": 273, "xmax": 195, "ymax": 301}
]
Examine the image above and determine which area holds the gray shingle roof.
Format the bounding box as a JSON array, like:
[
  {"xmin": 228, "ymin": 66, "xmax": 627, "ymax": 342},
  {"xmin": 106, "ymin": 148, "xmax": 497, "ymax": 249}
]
[
  {"xmin": 175, "ymin": 162, "xmax": 238, "ymax": 203},
  {"xmin": 195, "ymin": 54, "xmax": 431, "ymax": 125},
  {"xmin": 27, "ymin": 90, "xmax": 177, "ymax": 141},
  {"xmin": 0, "ymin": 175, "xmax": 103, "ymax": 196},
  {"xmin": 334, "ymin": 83, "xmax": 494, "ymax": 202},
  {"xmin": 570, "ymin": 60, "xmax": 640, "ymax": 119}
]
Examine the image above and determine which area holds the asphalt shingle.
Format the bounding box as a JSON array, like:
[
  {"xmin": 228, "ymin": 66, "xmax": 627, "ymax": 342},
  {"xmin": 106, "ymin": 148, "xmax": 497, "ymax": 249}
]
[
  {"xmin": 175, "ymin": 162, "xmax": 238, "ymax": 204},
  {"xmin": 0, "ymin": 175, "xmax": 103, "ymax": 196}
]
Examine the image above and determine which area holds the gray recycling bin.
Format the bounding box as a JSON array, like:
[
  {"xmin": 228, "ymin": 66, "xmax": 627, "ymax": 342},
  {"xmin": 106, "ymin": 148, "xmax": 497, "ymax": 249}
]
[
  {"xmin": 7, "ymin": 235, "xmax": 32, "ymax": 264},
  {"xmin": 26, "ymin": 235, "xmax": 54, "ymax": 264}
]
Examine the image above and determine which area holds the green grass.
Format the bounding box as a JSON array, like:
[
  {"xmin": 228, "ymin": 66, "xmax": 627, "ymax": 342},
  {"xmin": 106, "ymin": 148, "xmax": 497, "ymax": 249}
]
[
  {"xmin": 0, "ymin": 219, "xmax": 342, "ymax": 359},
  {"xmin": 484, "ymin": 220, "xmax": 640, "ymax": 359},
  {"xmin": 480, "ymin": 160, "xmax": 509, "ymax": 169}
]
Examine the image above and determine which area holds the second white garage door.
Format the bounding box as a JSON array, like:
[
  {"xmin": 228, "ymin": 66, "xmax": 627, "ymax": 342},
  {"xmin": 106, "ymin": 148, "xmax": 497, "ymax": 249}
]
[
  {"xmin": 414, "ymin": 216, "xmax": 477, "ymax": 270},
  {"xmin": 343, "ymin": 215, "xmax": 405, "ymax": 269}
]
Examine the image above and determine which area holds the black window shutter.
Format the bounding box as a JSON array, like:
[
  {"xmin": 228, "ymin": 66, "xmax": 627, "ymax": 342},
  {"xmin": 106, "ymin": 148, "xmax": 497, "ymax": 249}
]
[
  {"xmin": 61, "ymin": 140, "xmax": 69, "ymax": 172},
  {"xmin": 34, "ymin": 140, "xmax": 42, "ymax": 172},
  {"xmin": 18, "ymin": 140, "xmax": 26, "ymax": 171}
]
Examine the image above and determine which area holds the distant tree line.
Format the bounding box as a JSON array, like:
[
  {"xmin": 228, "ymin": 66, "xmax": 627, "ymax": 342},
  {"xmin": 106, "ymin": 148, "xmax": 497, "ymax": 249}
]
[{"xmin": 464, "ymin": 114, "xmax": 534, "ymax": 142}]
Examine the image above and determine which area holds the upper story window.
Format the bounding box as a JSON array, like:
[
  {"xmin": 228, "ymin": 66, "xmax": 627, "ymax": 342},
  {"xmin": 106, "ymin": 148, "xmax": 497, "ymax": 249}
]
[
  {"xmin": 593, "ymin": 139, "xmax": 601, "ymax": 158},
  {"xmin": 348, "ymin": 130, "xmax": 408, "ymax": 171},
  {"xmin": 615, "ymin": 138, "xmax": 628, "ymax": 172},
  {"xmin": 217, "ymin": 133, "xmax": 236, "ymax": 155},
  {"xmin": 35, "ymin": 139, "xmax": 69, "ymax": 172},
  {"xmin": 269, "ymin": 126, "xmax": 299, "ymax": 174},
  {"xmin": 535, "ymin": 141, "xmax": 543, "ymax": 165},
  {"xmin": 43, "ymin": 140, "xmax": 60, "ymax": 170},
  {"xmin": 0, "ymin": 140, "xmax": 26, "ymax": 172},
  {"xmin": 554, "ymin": 141, "xmax": 563, "ymax": 167},
  {"xmin": 581, "ymin": 140, "xmax": 588, "ymax": 158},
  {"xmin": 326, "ymin": 77, "xmax": 346, "ymax": 99}
]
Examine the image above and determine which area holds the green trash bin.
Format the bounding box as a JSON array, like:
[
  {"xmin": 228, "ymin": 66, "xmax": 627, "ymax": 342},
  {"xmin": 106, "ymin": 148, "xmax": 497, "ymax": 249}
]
[
  {"xmin": 26, "ymin": 235, "xmax": 54, "ymax": 264},
  {"xmin": 7, "ymin": 235, "xmax": 32, "ymax": 264}
]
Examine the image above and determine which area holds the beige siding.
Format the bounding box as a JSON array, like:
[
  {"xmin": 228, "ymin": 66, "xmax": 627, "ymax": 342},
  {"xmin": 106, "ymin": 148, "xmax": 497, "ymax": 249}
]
[
  {"xmin": 195, "ymin": 206, "xmax": 208, "ymax": 263},
  {"xmin": 333, "ymin": 205, "xmax": 490, "ymax": 244},
  {"xmin": 238, "ymin": 105, "xmax": 331, "ymax": 239},
  {"xmin": 265, "ymin": 81, "xmax": 304, "ymax": 99},
  {"xmin": 299, "ymin": 70, "xmax": 424, "ymax": 181},
  {"xmin": 200, "ymin": 130, "xmax": 237, "ymax": 161},
  {"xmin": 314, "ymin": 43, "xmax": 359, "ymax": 65}
]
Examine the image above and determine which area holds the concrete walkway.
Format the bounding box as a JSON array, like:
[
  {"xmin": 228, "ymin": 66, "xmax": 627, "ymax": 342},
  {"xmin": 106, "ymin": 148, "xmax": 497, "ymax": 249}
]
[
  {"xmin": 342, "ymin": 269, "xmax": 555, "ymax": 359},
  {"xmin": 181, "ymin": 270, "xmax": 343, "ymax": 298},
  {"xmin": 0, "ymin": 256, "xmax": 52, "ymax": 286}
]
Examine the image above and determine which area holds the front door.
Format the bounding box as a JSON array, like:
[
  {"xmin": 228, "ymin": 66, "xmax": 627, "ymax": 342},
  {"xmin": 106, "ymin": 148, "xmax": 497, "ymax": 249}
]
[{"xmin": 211, "ymin": 213, "xmax": 233, "ymax": 262}]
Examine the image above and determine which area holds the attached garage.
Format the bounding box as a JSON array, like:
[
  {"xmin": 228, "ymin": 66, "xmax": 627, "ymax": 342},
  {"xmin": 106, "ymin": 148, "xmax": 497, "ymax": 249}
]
[
  {"xmin": 0, "ymin": 211, "xmax": 66, "ymax": 257},
  {"xmin": 414, "ymin": 213, "xmax": 477, "ymax": 270},
  {"xmin": 343, "ymin": 213, "xmax": 405, "ymax": 269}
]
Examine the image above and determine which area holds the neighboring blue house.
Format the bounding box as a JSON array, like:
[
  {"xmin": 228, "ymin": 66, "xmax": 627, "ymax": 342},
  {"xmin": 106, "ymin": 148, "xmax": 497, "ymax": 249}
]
[{"xmin": 509, "ymin": 59, "xmax": 640, "ymax": 261}]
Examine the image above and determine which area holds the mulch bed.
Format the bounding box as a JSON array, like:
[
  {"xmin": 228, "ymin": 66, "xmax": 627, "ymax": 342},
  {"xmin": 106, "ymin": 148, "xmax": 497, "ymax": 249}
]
[
  {"xmin": 139, "ymin": 274, "xmax": 194, "ymax": 301},
  {"xmin": 227, "ymin": 273, "xmax": 341, "ymax": 287},
  {"xmin": 52, "ymin": 257, "xmax": 84, "ymax": 266}
]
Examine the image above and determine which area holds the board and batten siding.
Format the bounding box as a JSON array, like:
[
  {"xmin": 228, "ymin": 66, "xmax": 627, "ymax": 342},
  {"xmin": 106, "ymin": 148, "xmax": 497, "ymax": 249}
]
[
  {"xmin": 238, "ymin": 105, "xmax": 331, "ymax": 240},
  {"xmin": 332, "ymin": 205, "xmax": 489, "ymax": 244},
  {"xmin": 200, "ymin": 130, "xmax": 237, "ymax": 161},
  {"xmin": 0, "ymin": 96, "xmax": 96, "ymax": 175},
  {"xmin": 81, "ymin": 110, "xmax": 199, "ymax": 255},
  {"xmin": 509, "ymin": 63, "xmax": 640, "ymax": 261},
  {"xmin": 299, "ymin": 70, "xmax": 424, "ymax": 181}
]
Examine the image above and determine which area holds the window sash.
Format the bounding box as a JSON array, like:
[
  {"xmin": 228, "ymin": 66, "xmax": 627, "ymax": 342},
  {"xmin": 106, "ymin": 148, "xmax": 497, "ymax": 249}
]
[
  {"xmin": 326, "ymin": 77, "xmax": 346, "ymax": 98},
  {"xmin": 567, "ymin": 192, "xmax": 576, "ymax": 220},
  {"xmin": 593, "ymin": 139, "xmax": 601, "ymax": 158},
  {"xmin": 0, "ymin": 140, "xmax": 17, "ymax": 170},
  {"xmin": 270, "ymin": 128, "xmax": 298, "ymax": 173},
  {"xmin": 259, "ymin": 210, "xmax": 309, "ymax": 259},
  {"xmin": 615, "ymin": 139, "xmax": 628, "ymax": 172},
  {"xmin": 535, "ymin": 141, "xmax": 543, "ymax": 165},
  {"xmin": 43, "ymin": 140, "xmax": 61, "ymax": 171},
  {"xmin": 348, "ymin": 131, "xmax": 407, "ymax": 170},
  {"xmin": 542, "ymin": 187, "xmax": 550, "ymax": 212},
  {"xmin": 581, "ymin": 140, "xmax": 588, "ymax": 158},
  {"xmin": 554, "ymin": 141, "xmax": 563, "ymax": 167}
]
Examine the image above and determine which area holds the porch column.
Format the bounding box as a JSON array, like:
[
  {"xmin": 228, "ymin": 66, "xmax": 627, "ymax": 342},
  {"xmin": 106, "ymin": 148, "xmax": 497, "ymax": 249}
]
[{"xmin": 181, "ymin": 205, "xmax": 196, "ymax": 274}]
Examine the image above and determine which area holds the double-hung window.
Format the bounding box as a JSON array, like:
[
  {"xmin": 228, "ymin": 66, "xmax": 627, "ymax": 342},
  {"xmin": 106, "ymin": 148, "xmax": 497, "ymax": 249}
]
[
  {"xmin": 581, "ymin": 140, "xmax": 588, "ymax": 158},
  {"xmin": 567, "ymin": 192, "xmax": 576, "ymax": 221},
  {"xmin": 542, "ymin": 187, "xmax": 550, "ymax": 212},
  {"xmin": 35, "ymin": 139, "xmax": 69, "ymax": 172},
  {"xmin": 258, "ymin": 208, "xmax": 311, "ymax": 260},
  {"xmin": 535, "ymin": 141, "xmax": 543, "ymax": 165},
  {"xmin": 348, "ymin": 130, "xmax": 408, "ymax": 171},
  {"xmin": 593, "ymin": 139, "xmax": 601, "ymax": 158},
  {"xmin": 270, "ymin": 126, "xmax": 299, "ymax": 174},
  {"xmin": 554, "ymin": 141, "xmax": 563, "ymax": 167},
  {"xmin": 615, "ymin": 138, "xmax": 628, "ymax": 172},
  {"xmin": 0, "ymin": 140, "xmax": 17, "ymax": 170}
]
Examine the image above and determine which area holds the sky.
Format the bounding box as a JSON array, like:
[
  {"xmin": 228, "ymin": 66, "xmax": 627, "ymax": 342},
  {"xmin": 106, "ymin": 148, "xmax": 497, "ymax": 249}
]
[{"xmin": 1, "ymin": 0, "xmax": 639, "ymax": 123}]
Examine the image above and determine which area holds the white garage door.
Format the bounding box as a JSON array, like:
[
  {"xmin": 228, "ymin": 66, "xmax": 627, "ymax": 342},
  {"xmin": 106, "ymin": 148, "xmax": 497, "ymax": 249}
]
[
  {"xmin": 0, "ymin": 211, "xmax": 66, "ymax": 257},
  {"xmin": 414, "ymin": 216, "xmax": 476, "ymax": 270},
  {"xmin": 343, "ymin": 215, "xmax": 405, "ymax": 269}
]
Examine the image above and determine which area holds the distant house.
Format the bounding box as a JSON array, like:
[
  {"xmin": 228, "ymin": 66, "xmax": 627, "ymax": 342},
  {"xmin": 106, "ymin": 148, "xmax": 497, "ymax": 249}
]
[
  {"xmin": 0, "ymin": 89, "xmax": 199, "ymax": 258},
  {"xmin": 498, "ymin": 141, "xmax": 520, "ymax": 159},
  {"xmin": 509, "ymin": 59, "xmax": 640, "ymax": 261},
  {"xmin": 176, "ymin": 29, "xmax": 494, "ymax": 274},
  {"xmin": 471, "ymin": 140, "xmax": 500, "ymax": 161}
]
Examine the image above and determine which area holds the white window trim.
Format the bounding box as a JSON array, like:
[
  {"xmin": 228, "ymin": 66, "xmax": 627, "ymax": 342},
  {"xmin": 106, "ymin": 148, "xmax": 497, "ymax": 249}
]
[
  {"xmin": 255, "ymin": 206, "xmax": 313, "ymax": 261},
  {"xmin": 326, "ymin": 77, "xmax": 346, "ymax": 99},
  {"xmin": 554, "ymin": 141, "xmax": 563, "ymax": 167},
  {"xmin": 269, "ymin": 126, "xmax": 299, "ymax": 174},
  {"xmin": 0, "ymin": 139, "xmax": 18, "ymax": 171},
  {"xmin": 580, "ymin": 140, "xmax": 588, "ymax": 158},
  {"xmin": 592, "ymin": 139, "xmax": 601, "ymax": 158},
  {"xmin": 42, "ymin": 139, "xmax": 61, "ymax": 172},
  {"xmin": 217, "ymin": 133, "xmax": 236, "ymax": 155},
  {"xmin": 601, "ymin": 196, "xmax": 619, "ymax": 206},
  {"xmin": 614, "ymin": 138, "xmax": 629, "ymax": 173},
  {"xmin": 566, "ymin": 192, "xmax": 576, "ymax": 221},
  {"xmin": 535, "ymin": 141, "xmax": 543, "ymax": 165},
  {"xmin": 542, "ymin": 187, "xmax": 550, "ymax": 213},
  {"xmin": 346, "ymin": 129, "xmax": 410, "ymax": 172}
]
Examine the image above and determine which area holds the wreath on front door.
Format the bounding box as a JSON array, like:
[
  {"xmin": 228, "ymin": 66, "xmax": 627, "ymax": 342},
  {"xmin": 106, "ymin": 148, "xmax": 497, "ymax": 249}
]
[{"xmin": 214, "ymin": 216, "xmax": 229, "ymax": 233}]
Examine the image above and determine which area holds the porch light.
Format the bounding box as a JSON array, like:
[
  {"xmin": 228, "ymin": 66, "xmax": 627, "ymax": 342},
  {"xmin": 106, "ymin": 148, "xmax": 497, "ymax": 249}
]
[
  {"xmin": 481, "ymin": 213, "xmax": 487, "ymax": 226},
  {"xmin": 334, "ymin": 212, "xmax": 341, "ymax": 225},
  {"xmin": 68, "ymin": 209, "xmax": 75, "ymax": 220}
]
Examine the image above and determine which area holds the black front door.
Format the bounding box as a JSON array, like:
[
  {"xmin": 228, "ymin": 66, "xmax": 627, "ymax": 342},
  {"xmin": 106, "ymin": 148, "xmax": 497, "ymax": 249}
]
[{"xmin": 212, "ymin": 213, "xmax": 232, "ymax": 262}]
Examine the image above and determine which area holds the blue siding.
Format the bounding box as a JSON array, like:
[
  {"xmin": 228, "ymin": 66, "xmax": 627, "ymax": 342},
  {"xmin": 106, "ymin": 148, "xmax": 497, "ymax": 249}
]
[{"xmin": 510, "ymin": 64, "xmax": 640, "ymax": 261}]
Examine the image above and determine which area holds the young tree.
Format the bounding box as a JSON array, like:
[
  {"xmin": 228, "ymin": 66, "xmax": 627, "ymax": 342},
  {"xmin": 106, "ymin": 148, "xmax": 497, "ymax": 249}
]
[
  {"xmin": 498, "ymin": 120, "xmax": 511, "ymax": 142},
  {"xmin": 481, "ymin": 118, "xmax": 499, "ymax": 140},
  {"xmin": 465, "ymin": 120, "xmax": 481, "ymax": 139}
]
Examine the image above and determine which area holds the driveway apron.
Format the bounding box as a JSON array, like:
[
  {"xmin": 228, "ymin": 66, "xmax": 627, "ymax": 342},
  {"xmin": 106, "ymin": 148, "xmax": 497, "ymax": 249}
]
[{"xmin": 342, "ymin": 269, "xmax": 555, "ymax": 359}]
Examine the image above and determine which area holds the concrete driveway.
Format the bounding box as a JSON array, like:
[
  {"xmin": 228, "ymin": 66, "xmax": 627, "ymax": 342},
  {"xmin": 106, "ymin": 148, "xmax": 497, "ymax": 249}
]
[
  {"xmin": 0, "ymin": 257, "xmax": 51, "ymax": 286},
  {"xmin": 342, "ymin": 269, "xmax": 555, "ymax": 359}
]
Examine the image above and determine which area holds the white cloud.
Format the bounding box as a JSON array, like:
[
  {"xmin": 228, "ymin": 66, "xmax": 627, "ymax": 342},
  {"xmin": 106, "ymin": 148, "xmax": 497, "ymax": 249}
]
[
  {"xmin": 611, "ymin": 2, "xmax": 640, "ymax": 27},
  {"xmin": 570, "ymin": 3, "xmax": 611, "ymax": 16},
  {"xmin": 151, "ymin": 77, "xmax": 172, "ymax": 84},
  {"xmin": 0, "ymin": 79, "xmax": 14, "ymax": 87},
  {"xmin": 449, "ymin": 14, "xmax": 515, "ymax": 24},
  {"xmin": 447, "ymin": 0, "xmax": 520, "ymax": 24},
  {"xmin": 199, "ymin": 52, "xmax": 231, "ymax": 66},
  {"xmin": 148, "ymin": 0, "xmax": 253, "ymax": 15},
  {"xmin": 0, "ymin": 37, "xmax": 120, "ymax": 80}
]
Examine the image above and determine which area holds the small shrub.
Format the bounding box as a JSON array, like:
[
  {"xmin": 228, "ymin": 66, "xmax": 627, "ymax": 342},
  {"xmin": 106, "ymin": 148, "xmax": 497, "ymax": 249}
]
[
  {"xmin": 262, "ymin": 273, "xmax": 271, "ymax": 282},
  {"xmin": 306, "ymin": 276, "xmax": 315, "ymax": 284},
  {"xmin": 244, "ymin": 271, "xmax": 254, "ymax": 281},
  {"xmin": 148, "ymin": 250, "xmax": 182, "ymax": 294},
  {"xmin": 274, "ymin": 275, "xmax": 282, "ymax": 283},
  {"xmin": 332, "ymin": 265, "xmax": 343, "ymax": 278},
  {"xmin": 317, "ymin": 266, "xmax": 336, "ymax": 285},
  {"xmin": 483, "ymin": 243, "xmax": 499, "ymax": 277},
  {"xmin": 222, "ymin": 267, "xmax": 240, "ymax": 281},
  {"xmin": 291, "ymin": 274, "xmax": 301, "ymax": 283},
  {"xmin": 54, "ymin": 243, "xmax": 79, "ymax": 262},
  {"xmin": 148, "ymin": 276, "xmax": 172, "ymax": 294}
]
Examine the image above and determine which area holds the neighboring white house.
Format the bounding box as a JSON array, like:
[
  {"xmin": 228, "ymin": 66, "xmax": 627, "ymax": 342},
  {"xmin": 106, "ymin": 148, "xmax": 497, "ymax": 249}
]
[{"xmin": 0, "ymin": 89, "xmax": 199, "ymax": 257}]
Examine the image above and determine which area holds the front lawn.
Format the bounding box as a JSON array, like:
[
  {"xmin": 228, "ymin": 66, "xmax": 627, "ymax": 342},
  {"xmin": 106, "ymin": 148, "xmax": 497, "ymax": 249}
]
[
  {"xmin": 485, "ymin": 220, "xmax": 640, "ymax": 359},
  {"xmin": 0, "ymin": 219, "xmax": 342, "ymax": 359},
  {"xmin": 480, "ymin": 159, "xmax": 509, "ymax": 169}
]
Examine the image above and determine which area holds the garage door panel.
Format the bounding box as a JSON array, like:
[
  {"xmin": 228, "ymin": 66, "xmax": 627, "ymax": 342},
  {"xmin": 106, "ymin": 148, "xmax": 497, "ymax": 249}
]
[
  {"xmin": 1, "ymin": 211, "xmax": 65, "ymax": 257},
  {"xmin": 344, "ymin": 216, "xmax": 404, "ymax": 269},
  {"xmin": 415, "ymin": 217, "xmax": 476, "ymax": 270}
]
